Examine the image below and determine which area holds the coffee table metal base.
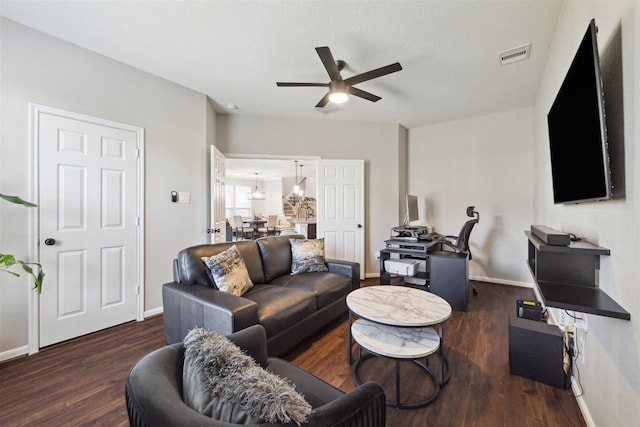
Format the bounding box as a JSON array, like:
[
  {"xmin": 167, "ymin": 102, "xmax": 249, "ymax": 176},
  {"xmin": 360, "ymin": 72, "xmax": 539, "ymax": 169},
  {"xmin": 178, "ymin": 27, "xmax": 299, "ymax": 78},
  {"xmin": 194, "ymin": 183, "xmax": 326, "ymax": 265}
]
[
  {"xmin": 351, "ymin": 351, "xmax": 440, "ymax": 409},
  {"xmin": 350, "ymin": 318, "xmax": 443, "ymax": 409}
]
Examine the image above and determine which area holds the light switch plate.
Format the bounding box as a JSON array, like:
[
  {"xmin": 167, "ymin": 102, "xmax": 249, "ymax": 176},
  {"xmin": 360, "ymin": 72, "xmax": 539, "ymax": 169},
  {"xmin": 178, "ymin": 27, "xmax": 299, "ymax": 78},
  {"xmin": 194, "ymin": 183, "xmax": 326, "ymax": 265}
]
[{"xmin": 178, "ymin": 191, "xmax": 191, "ymax": 203}]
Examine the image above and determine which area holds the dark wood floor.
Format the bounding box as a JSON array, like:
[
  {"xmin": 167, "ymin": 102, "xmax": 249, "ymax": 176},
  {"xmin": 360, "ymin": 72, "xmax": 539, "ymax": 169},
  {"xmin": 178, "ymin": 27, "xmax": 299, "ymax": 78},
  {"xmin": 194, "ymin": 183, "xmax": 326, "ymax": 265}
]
[{"xmin": 0, "ymin": 279, "xmax": 586, "ymax": 427}]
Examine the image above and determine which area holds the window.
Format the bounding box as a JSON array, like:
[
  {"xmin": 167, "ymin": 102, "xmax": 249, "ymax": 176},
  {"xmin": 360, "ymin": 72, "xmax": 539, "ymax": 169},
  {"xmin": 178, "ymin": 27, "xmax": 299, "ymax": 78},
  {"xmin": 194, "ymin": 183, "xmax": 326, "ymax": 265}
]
[{"xmin": 225, "ymin": 184, "xmax": 252, "ymax": 218}]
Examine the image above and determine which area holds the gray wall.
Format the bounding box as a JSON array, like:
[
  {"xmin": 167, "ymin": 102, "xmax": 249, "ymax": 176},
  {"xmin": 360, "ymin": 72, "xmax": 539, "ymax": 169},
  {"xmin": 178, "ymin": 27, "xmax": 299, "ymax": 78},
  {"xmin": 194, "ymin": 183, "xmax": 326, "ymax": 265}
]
[
  {"xmin": 0, "ymin": 19, "xmax": 210, "ymax": 353},
  {"xmin": 408, "ymin": 108, "xmax": 535, "ymax": 284},
  {"xmin": 532, "ymin": 2, "xmax": 639, "ymax": 425}
]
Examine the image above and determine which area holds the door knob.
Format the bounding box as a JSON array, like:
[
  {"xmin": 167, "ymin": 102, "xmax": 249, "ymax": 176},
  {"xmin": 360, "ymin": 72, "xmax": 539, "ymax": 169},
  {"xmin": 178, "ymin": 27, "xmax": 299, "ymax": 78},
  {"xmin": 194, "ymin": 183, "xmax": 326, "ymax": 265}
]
[
  {"xmin": 44, "ymin": 238, "xmax": 56, "ymax": 246},
  {"xmin": 357, "ymin": 224, "xmax": 363, "ymax": 228}
]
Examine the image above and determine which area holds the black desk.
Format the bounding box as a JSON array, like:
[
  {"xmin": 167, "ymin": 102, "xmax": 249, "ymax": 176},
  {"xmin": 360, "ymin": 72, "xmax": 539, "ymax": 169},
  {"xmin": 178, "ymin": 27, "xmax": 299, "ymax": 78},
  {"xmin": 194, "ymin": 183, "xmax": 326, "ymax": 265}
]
[{"xmin": 380, "ymin": 238, "xmax": 469, "ymax": 311}]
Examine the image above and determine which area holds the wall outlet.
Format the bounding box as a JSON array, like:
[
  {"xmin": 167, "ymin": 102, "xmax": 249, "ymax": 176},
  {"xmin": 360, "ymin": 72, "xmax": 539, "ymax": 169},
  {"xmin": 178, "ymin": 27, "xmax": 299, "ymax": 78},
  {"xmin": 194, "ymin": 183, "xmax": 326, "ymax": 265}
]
[
  {"xmin": 574, "ymin": 315, "xmax": 588, "ymax": 333},
  {"xmin": 579, "ymin": 336, "xmax": 586, "ymax": 363},
  {"xmin": 375, "ymin": 251, "xmax": 380, "ymax": 260},
  {"xmin": 558, "ymin": 310, "xmax": 570, "ymax": 329}
]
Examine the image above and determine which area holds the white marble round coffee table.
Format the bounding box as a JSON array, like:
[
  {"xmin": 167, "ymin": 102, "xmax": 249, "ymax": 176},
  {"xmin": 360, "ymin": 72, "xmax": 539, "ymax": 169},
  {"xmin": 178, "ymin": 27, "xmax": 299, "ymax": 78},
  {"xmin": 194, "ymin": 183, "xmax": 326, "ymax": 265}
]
[{"xmin": 347, "ymin": 285, "xmax": 452, "ymax": 408}]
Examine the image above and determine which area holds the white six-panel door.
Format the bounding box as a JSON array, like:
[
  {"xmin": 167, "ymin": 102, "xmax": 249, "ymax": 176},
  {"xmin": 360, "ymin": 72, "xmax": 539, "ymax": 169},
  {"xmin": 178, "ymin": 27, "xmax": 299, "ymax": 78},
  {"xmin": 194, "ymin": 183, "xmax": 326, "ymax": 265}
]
[
  {"xmin": 316, "ymin": 159, "xmax": 365, "ymax": 279},
  {"xmin": 35, "ymin": 106, "xmax": 143, "ymax": 347}
]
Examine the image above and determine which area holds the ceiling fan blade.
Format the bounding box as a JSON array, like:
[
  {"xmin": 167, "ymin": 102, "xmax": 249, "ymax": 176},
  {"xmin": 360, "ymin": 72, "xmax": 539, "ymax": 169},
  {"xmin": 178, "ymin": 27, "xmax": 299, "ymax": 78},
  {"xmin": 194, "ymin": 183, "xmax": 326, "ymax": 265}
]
[
  {"xmin": 349, "ymin": 86, "xmax": 381, "ymax": 102},
  {"xmin": 344, "ymin": 62, "xmax": 402, "ymax": 86},
  {"xmin": 315, "ymin": 92, "xmax": 331, "ymax": 108},
  {"xmin": 276, "ymin": 82, "xmax": 328, "ymax": 87},
  {"xmin": 315, "ymin": 46, "xmax": 342, "ymax": 81}
]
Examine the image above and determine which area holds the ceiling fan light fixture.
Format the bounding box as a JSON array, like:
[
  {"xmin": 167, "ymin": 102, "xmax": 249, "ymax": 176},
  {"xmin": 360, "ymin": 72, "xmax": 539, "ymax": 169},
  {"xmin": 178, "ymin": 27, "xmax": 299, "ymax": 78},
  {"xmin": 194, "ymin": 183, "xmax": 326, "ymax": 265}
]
[
  {"xmin": 329, "ymin": 91, "xmax": 349, "ymax": 104},
  {"xmin": 328, "ymin": 80, "xmax": 349, "ymax": 104}
]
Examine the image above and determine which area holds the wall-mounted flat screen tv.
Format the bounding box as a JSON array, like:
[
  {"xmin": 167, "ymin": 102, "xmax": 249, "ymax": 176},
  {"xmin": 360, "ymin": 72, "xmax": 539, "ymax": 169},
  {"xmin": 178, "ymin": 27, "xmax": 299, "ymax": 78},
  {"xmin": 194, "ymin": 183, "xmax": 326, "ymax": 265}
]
[{"xmin": 547, "ymin": 18, "xmax": 612, "ymax": 204}]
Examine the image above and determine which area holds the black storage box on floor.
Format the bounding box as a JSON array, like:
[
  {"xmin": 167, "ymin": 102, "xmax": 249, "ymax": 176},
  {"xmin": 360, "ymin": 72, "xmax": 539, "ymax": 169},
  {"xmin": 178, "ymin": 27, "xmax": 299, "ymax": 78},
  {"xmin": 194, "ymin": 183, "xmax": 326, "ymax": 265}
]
[{"xmin": 508, "ymin": 316, "xmax": 570, "ymax": 389}]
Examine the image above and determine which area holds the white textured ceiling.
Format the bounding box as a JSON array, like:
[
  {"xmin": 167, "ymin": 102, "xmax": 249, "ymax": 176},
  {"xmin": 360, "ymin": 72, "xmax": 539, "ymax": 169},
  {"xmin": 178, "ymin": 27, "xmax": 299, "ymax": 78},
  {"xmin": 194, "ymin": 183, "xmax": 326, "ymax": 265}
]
[{"xmin": 1, "ymin": 0, "xmax": 563, "ymax": 129}]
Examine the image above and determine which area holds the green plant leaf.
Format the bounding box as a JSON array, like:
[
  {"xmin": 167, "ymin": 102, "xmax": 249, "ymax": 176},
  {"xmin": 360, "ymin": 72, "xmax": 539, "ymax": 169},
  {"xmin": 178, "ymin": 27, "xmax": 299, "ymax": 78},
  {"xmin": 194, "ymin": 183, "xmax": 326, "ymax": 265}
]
[
  {"xmin": 0, "ymin": 268, "xmax": 21, "ymax": 277},
  {"xmin": 0, "ymin": 253, "xmax": 44, "ymax": 294},
  {"xmin": 0, "ymin": 254, "xmax": 17, "ymax": 267},
  {"xmin": 0, "ymin": 193, "xmax": 37, "ymax": 207},
  {"xmin": 0, "ymin": 194, "xmax": 43, "ymax": 292}
]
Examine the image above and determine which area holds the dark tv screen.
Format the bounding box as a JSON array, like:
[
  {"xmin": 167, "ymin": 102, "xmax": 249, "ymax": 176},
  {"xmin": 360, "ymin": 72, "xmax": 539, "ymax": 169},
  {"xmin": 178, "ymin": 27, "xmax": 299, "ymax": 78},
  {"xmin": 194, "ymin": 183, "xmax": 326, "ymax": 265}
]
[{"xmin": 547, "ymin": 19, "xmax": 612, "ymax": 204}]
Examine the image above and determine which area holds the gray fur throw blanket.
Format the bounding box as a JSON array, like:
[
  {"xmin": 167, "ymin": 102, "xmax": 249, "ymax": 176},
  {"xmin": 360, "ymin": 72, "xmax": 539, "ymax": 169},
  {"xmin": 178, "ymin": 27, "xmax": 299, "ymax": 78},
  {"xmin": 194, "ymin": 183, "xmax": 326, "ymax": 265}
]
[{"xmin": 183, "ymin": 327, "xmax": 312, "ymax": 425}]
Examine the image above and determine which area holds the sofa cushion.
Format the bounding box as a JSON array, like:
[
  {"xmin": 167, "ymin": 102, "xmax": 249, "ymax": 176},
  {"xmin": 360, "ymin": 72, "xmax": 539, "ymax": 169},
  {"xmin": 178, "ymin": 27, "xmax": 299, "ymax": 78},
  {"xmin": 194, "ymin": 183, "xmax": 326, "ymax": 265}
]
[
  {"xmin": 182, "ymin": 328, "xmax": 311, "ymax": 425},
  {"xmin": 271, "ymin": 272, "xmax": 353, "ymax": 309},
  {"xmin": 290, "ymin": 238, "xmax": 329, "ymax": 274},
  {"xmin": 256, "ymin": 234, "xmax": 300, "ymax": 282},
  {"xmin": 177, "ymin": 241, "xmax": 265, "ymax": 287},
  {"xmin": 201, "ymin": 246, "xmax": 253, "ymax": 296},
  {"xmin": 243, "ymin": 285, "xmax": 317, "ymax": 337}
]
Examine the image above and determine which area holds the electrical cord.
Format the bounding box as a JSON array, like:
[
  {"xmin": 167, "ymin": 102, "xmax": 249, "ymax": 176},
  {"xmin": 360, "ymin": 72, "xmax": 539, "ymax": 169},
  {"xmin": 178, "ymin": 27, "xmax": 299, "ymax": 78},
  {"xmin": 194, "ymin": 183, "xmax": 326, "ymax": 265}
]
[
  {"xmin": 571, "ymin": 336, "xmax": 584, "ymax": 397},
  {"xmin": 563, "ymin": 309, "xmax": 584, "ymax": 396},
  {"xmin": 568, "ymin": 233, "xmax": 584, "ymax": 242},
  {"xmin": 564, "ymin": 309, "xmax": 584, "ymax": 321}
]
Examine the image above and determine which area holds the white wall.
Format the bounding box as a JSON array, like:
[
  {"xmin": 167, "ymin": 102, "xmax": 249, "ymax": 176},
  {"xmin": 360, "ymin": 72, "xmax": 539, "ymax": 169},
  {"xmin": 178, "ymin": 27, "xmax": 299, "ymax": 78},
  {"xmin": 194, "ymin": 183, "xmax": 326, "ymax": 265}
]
[
  {"xmin": 532, "ymin": 2, "xmax": 639, "ymax": 425},
  {"xmin": 0, "ymin": 19, "xmax": 210, "ymax": 355},
  {"xmin": 408, "ymin": 108, "xmax": 535, "ymax": 284},
  {"xmin": 217, "ymin": 114, "xmax": 403, "ymax": 277},
  {"xmin": 225, "ymin": 176, "xmax": 284, "ymax": 219}
]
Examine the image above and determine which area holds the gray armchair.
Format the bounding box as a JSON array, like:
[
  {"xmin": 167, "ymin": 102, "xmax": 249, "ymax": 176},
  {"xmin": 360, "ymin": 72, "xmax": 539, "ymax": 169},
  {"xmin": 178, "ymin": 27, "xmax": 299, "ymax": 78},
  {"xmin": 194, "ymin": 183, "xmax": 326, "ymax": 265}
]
[{"xmin": 126, "ymin": 324, "xmax": 386, "ymax": 426}]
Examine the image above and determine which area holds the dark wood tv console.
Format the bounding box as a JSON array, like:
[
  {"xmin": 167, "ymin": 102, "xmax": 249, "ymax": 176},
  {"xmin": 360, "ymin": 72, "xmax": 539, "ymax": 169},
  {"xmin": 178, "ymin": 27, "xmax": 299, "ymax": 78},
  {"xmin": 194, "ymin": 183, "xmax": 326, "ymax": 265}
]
[{"xmin": 525, "ymin": 231, "xmax": 630, "ymax": 320}]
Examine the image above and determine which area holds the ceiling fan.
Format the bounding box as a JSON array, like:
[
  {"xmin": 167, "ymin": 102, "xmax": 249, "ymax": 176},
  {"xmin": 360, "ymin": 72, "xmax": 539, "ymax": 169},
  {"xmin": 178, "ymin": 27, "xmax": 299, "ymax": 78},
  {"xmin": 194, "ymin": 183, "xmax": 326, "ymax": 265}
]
[{"xmin": 276, "ymin": 46, "xmax": 402, "ymax": 108}]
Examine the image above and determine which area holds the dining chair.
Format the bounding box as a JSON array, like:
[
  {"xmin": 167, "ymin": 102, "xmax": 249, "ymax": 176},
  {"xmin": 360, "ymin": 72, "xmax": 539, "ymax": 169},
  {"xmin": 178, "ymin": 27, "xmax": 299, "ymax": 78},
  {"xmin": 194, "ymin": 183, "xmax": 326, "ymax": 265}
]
[
  {"xmin": 233, "ymin": 216, "xmax": 252, "ymax": 240},
  {"xmin": 258, "ymin": 215, "xmax": 278, "ymax": 237}
]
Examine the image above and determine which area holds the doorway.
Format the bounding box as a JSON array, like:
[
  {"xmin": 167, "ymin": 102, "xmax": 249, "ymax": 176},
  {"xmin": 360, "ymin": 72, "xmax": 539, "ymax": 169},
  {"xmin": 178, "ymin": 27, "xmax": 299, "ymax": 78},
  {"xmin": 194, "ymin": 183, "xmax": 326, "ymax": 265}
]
[
  {"xmin": 224, "ymin": 156, "xmax": 365, "ymax": 278},
  {"xmin": 224, "ymin": 156, "xmax": 318, "ymax": 225}
]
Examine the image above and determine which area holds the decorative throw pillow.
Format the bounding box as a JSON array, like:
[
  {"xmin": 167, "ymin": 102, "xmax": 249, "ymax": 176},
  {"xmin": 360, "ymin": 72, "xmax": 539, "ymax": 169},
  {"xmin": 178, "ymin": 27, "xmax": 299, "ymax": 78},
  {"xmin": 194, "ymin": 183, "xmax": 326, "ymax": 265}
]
[
  {"xmin": 290, "ymin": 238, "xmax": 329, "ymax": 275},
  {"xmin": 182, "ymin": 328, "xmax": 312, "ymax": 425},
  {"xmin": 201, "ymin": 245, "xmax": 253, "ymax": 296}
]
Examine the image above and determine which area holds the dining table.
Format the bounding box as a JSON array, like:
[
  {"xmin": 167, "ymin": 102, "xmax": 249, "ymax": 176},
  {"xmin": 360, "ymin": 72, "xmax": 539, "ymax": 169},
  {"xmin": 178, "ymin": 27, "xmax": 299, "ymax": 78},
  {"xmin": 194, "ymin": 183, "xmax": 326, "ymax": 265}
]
[{"xmin": 243, "ymin": 218, "xmax": 267, "ymax": 239}]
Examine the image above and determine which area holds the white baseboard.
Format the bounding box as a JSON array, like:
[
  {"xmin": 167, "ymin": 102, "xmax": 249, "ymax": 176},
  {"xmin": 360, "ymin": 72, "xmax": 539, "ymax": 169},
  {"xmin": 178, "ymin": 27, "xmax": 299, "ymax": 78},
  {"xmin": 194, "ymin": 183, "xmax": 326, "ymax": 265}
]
[
  {"xmin": 144, "ymin": 306, "xmax": 163, "ymax": 318},
  {"xmin": 469, "ymin": 275, "xmax": 533, "ymax": 288},
  {"xmin": 0, "ymin": 345, "xmax": 28, "ymax": 363},
  {"xmin": 574, "ymin": 390, "xmax": 595, "ymax": 427}
]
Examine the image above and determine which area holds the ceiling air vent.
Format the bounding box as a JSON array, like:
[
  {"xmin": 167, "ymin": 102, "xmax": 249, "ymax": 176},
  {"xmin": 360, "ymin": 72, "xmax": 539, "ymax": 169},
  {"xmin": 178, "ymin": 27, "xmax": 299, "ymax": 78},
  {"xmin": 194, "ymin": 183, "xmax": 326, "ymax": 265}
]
[{"xmin": 499, "ymin": 43, "xmax": 531, "ymax": 66}]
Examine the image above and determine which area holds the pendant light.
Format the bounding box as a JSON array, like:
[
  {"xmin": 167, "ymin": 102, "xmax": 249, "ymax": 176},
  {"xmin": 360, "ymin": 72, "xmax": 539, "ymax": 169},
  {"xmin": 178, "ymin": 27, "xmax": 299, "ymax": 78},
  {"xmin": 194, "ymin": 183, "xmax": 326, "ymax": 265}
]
[
  {"xmin": 297, "ymin": 164, "xmax": 305, "ymax": 197},
  {"xmin": 293, "ymin": 160, "xmax": 301, "ymax": 195},
  {"xmin": 250, "ymin": 172, "xmax": 266, "ymax": 200}
]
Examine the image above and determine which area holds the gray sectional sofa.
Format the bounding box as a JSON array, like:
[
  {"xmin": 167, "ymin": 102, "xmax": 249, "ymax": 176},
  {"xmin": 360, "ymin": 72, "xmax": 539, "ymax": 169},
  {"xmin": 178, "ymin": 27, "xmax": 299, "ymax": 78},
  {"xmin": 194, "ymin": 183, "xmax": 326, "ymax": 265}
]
[{"xmin": 162, "ymin": 235, "xmax": 360, "ymax": 356}]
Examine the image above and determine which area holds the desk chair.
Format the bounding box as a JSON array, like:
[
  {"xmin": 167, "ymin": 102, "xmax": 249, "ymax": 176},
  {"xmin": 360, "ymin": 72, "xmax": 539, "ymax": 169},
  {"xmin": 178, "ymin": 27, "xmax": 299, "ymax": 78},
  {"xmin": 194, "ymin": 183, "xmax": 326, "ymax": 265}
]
[
  {"xmin": 233, "ymin": 216, "xmax": 252, "ymax": 241},
  {"xmin": 258, "ymin": 215, "xmax": 278, "ymax": 237},
  {"xmin": 432, "ymin": 206, "xmax": 480, "ymax": 295}
]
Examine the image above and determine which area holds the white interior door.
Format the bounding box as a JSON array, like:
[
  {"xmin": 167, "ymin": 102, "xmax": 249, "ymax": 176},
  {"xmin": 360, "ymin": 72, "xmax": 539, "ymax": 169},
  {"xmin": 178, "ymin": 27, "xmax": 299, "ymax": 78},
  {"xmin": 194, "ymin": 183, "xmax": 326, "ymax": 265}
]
[
  {"xmin": 210, "ymin": 146, "xmax": 226, "ymax": 243},
  {"xmin": 316, "ymin": 159, "xmax": 365, "ymax": 279},
  {"xmin": 36, "ymin": 106, "xmax": 143, "ymax": 348}
]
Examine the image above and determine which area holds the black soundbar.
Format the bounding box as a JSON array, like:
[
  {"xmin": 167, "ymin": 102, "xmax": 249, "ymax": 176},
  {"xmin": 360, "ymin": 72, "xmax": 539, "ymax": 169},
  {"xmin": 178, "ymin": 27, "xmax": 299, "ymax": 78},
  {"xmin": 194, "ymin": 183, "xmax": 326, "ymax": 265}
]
[{"xmin": 530, "ymin": 225, "xmax": 570, "ymax": 246}]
